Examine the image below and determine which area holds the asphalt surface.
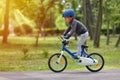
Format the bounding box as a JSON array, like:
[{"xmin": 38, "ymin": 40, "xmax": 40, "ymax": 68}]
[{"xmin": 0, "ymin": 69, "xmax": 120, "ymax": 80}]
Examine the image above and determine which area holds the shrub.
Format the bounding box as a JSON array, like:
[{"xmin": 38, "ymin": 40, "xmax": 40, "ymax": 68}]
[
  {"xmin": 42, "ymin": 49, "xmax": 49, "ymax": 58},
  {"xmin": 116, "ymin": 26, "xmax": 120, "ymax": 34},
  {"xmin": 14, "ymin": 24, "xmax": 33, "ymax": 36}
]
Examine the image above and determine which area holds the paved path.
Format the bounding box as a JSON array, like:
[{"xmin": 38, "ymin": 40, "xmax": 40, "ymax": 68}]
[{"xmin": 0, "ymin": 69, "xmax": 120, "ymax": 80}]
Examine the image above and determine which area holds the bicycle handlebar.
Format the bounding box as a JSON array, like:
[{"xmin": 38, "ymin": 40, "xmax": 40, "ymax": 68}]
[
  {"xmin": 58, "ymin": 36, "xmax": 69, "ymax": 41},
  {"xmin": 58, "ymin": 36, "xmax": 69, "ymax": 46}
]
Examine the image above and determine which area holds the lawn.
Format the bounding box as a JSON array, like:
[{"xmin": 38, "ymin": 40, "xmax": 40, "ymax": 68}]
[{"xmin": 0, "ymin": 36, "xmax": 119, "ymax": 71}]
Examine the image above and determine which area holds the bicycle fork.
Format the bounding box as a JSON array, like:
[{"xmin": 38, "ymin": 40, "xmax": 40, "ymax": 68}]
[{"xmin": 56, "ymin": 51, "xmax": 64, "ymax": 64}]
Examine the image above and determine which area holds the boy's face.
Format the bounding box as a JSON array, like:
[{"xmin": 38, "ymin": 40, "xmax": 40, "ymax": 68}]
[{"xmin": 64, "ymin": 17, "xmax": 73, "ymax": 23}]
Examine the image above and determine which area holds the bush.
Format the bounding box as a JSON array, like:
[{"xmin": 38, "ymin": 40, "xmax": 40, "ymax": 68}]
[
  {"xmin": 42, "ymin": 49, "xmax": 49, "ymax": 58},
  {"xmin": 14, "ymin": 24, "xmax": 33, "ymax": 36},
  {"xmin": 101, "ymin": 29, "xmax": 112, "ymax": 36},
  {"xmin": 116, "ymin": 26, "xmax": 120, "ymax": 34}
]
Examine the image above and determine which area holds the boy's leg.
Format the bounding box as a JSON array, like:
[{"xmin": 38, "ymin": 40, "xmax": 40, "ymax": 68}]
[{"xmin": 76, "ymin": 32, "xmax": 89, "ymax": 57}]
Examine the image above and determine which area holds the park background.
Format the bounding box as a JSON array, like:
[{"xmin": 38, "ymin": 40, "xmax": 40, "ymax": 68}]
[{"xmin": 0, "ymin": 0, "xmax": 119, "ymax": 71}]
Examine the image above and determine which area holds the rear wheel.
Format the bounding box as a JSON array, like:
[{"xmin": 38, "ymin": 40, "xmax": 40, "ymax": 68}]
[
  {"xmin": 86, "ymin": 53, "xmax": 104, "ymax": 72},
  {"xmin": 48, "ymin": 53, "xmax": 67, "ymax": 72}
]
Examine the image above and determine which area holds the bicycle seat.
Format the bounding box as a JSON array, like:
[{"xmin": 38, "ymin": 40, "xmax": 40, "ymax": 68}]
[{"xmin": 81, "ymin": 45, "xmax": 88, "ymax": 48}]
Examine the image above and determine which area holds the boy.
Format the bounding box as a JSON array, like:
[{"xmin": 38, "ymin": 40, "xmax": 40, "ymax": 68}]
[{"xmin": 62, "ymin": 9, "xmax": 89, "ymax": 59}]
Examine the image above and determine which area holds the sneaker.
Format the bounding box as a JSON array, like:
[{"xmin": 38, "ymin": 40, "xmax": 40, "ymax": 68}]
[
  {"xmin": 73, "ymin": 55, "xmax": 82, "ymax": 62},
  {"xmin": 73, "ymin": 55, "xmax": 80, "ymax": 59}
]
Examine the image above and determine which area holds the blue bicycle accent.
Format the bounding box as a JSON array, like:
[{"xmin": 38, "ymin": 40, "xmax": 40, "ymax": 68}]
[
  {"xmin": 62, "ymin": 44, "xmax": 89, "ymax": 59},
  {"xmin": 48, "ymin": 36, "xmax": 104, "ymax": 73}
]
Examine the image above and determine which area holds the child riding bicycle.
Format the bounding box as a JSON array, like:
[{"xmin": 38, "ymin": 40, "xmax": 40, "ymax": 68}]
[{"xmin": 62, "ymin": 9, "xmax": 89, "ymax": 59}]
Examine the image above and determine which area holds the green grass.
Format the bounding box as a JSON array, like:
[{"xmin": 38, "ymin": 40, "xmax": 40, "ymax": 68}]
[{"xmin": 0, "ymin": 36, "xmax": 119, "ymax": 71}]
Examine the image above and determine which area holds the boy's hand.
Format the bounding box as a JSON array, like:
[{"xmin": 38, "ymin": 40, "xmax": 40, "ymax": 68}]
[{"xmin": 63, "ymin": 36, "xmax": 69, "ymax": 39}]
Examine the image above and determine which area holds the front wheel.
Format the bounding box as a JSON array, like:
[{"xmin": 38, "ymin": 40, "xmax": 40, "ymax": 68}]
[
  {"xmin": 48, "ymin": 53, "xmax": 67, "ymax": 72},
  {"xmin": 86, "ymin": 53, "xmax": 104, "ymax": 72}
]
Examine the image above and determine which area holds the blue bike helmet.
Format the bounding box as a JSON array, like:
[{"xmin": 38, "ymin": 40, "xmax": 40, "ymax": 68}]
[{"xmin": 62, "ymin": 9, "xmax": 75, "ymax": 18}]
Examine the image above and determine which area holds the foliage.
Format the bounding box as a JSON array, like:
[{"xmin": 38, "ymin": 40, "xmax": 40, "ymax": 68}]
[
  {"xmin": 12, "ymin": 0, "xmax": 58, "ymax": 28},
  {"xmin": 0, "ymin": 0, "xmax": 119, "ymax": 30},
  {"xmin": 22, "ymin": 46, "xmax": 29, "ymax": 60},
  {"xmin": 103, "ymin": 0, "xmax": 120, "ymax": 26},
  {"xmin": 42, "ymin": 49, "xmax": 49, "ymax": 58},
  {"xmin": 55, "ymin": 14, "xmax": 66, "ymax": 30},
  {"xmin": 14, "ymin": 24, "xmax": 33, "ymax": 36}
]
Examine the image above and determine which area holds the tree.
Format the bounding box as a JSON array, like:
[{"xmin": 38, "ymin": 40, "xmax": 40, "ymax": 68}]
[
  {"xmin": 93, "ymin": 0, "xmax": 103, "ymax": 48},
  {"xmin": 82, "ymin": 0, "xmax": 94, "ymax": 40},
  {"xmin": 35, "ymin": 0, "xmax": 56, "ymax": 46},
  {"xmin": 115, "ymin": 34, "xmax": 120, "ymax": 47},
  {"xmin": 2, "ymin": 0, "xmax": 10, "ymax": 43},
  {"xmin": 105, "ymin": 0, "xmax": 110, "ymax": 45},
  {"xmin": 108, "ymin": 0, "xmax": 120, "ymax": 36}
]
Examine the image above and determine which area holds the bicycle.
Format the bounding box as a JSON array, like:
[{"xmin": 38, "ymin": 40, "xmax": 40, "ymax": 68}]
[{"xmin": 48, "ymin": 36, "xmax": 104, "ymax": 72}]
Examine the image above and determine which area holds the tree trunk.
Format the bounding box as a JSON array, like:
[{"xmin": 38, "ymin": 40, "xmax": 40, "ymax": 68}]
[
  {"xmin": 82, "ymin": 0, "xmax": 94, "ymax": 40},
  {"xmin": 93, "ymin": 0, "xmax": 103, "ymax": 48},
  {"xmin": 112, "ymin": 25, "xmax": 116, "ymax": 36},
  {"xmin": 105, "ymin": 0, "xmax": 110, "ymax": 45},
  {"xmin": 2, "ymin": 0, "xmax": 10, "ymax": 43},
  {"xmin": 35, "ymin": 27, "xmax": 40, "ymax": 46},
  {"xmin": 86, "ymin": 0, "xmax": 94, "ymax": 40},
  {"xmin": 82, "ymin": 0, "xmax": 87, "ymax": 27},
  {"xmin": 115, "ymin": 35, "xmax": 120, "ymax": 47}
]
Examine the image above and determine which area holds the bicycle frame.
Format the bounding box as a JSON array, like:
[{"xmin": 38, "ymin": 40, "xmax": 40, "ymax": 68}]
[{"xmin": 61, "ymin": 45, "xmax": 89, "ymax": 59}]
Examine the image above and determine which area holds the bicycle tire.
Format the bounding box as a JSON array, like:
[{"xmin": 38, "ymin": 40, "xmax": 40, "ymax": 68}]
[
  {"xmin": 86, "ymin": 53, "xmax": 104, "ymax": 72},
  {"xmin": 48, "ymin": 53, "xmax": 67, "ymax": 72}
]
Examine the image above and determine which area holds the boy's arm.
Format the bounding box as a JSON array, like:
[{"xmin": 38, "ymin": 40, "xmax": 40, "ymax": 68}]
[
  {"xmin": 67, "ymin": 29, "xmax": 74, "ymax": 38},
  {"xmin": 63, "ymin": 26, "xmax": 71, "ymax": 36},
  {"xmin": 63, "ymin": 28, "xmax": 74, "ymax": 39},
  {"xmin": 67, "ymin": 22, "xmax": 77, "ymax": 38}
]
